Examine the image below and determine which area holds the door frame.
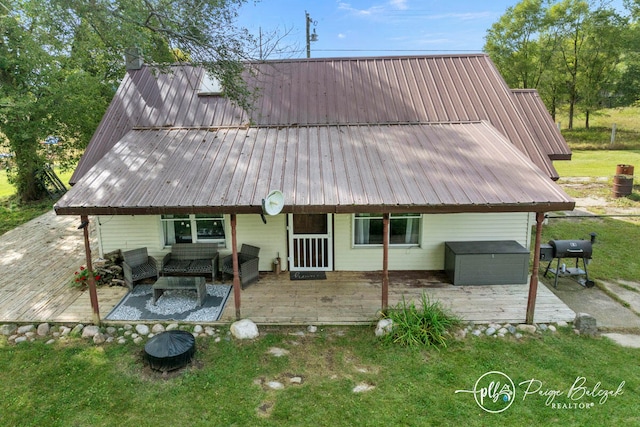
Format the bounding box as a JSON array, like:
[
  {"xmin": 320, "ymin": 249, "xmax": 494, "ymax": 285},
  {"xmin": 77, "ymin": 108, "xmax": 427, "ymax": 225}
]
[{"xmin": 287, "ymin": 214, "xmax": 333, "ymax": 271}]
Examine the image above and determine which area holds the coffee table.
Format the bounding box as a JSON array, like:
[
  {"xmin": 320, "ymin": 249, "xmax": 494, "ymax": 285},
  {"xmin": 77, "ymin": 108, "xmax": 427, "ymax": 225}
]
[{"xmin": 152, "ymin": 276, "xmax": 207, "ymax": 307}]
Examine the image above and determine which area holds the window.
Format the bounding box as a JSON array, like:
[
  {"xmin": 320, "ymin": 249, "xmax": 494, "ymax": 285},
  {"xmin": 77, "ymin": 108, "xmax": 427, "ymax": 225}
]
[
  {"xmin": 353, "ymin": 213, "xmax": 421, "ymax": 246},
  {"xmin": 161, "ymin": 214, "xmax": 225, "ymax": 246}
]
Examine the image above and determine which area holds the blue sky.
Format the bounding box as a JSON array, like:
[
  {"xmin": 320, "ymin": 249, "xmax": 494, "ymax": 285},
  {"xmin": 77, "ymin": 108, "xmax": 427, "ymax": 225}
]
[{"xmin": 237, "ymin": 0, "xmax": 626, "ymax": 59}]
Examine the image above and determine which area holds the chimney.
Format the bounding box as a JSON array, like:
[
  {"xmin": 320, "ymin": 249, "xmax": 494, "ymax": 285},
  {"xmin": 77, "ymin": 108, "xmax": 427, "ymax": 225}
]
[{"xmin": 125, "ymin": 47, "xmax": 143, "ymax": 70}]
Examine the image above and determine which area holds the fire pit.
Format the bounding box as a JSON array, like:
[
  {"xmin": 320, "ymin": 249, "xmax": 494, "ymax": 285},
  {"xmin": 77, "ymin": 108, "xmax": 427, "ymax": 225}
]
[{"xmin": 144, "ymin": 330, "xmax": 196, "ymax": 372}]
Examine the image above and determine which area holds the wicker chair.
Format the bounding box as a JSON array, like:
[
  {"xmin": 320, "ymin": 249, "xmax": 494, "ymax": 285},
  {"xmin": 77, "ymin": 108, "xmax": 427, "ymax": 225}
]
[
  {"xmin": 122, "ymin": 247, "xmax": 159, "ymax": 290},
  {"xmin": 222, "ymin": 244, "xmax": 260, "ymax": 289}
]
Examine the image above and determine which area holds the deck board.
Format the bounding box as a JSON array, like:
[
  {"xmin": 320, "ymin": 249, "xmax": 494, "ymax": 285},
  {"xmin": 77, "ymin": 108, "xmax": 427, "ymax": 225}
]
[{"xmin": 0, "ymin": 210, "xmax": 574, "ymax": 325}]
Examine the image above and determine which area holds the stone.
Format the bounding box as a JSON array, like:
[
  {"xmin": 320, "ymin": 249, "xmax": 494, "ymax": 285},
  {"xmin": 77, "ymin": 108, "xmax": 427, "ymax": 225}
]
[
  {"xmin": 8, "ymin": 334, "xmax": 17, "ymax": 341},
  {"xmin": 106, "ymin": 336, "xmax": 114, "ymax": 343},
  {"xmin": 375, "ymin": 319, "xmax": 394, "ymax": 337},
  {"xmin": 25, "ymin": 332, "xmax": 36, "ymax": 338},
  {"xmin": 37, "ymin": 323, "xmax": 50, "ymax": 336},
  {"xmin": 290, "ymin": 376, "xmax": 303, "ymax": 384},
  {"xmin": 353, "ymin": 383, "xmax": 375, "ymax": 393},
  {"xmin": 230, "ymin": 319, "xmax": 259, "ymax": 340},
  {"xmin": 166, "ymin": 323, "xmax": 179, "ymax": 331},
  {"xmin": 193, "ymin": 325, "xmax": 204, "ymax": 334},
  {"xmin": 516, "ymin": 324, "xmax": 537, "ymax": 334},
  {"xmin": 117, "ymin": 337, "xmax": 127, "ymax": 345},
  {"xmin": 106, "ymin": 327, "xmax": 117, "ymax": 335},
  {"xmin": 548, "ymin": 325, "xmax": 557, "ymax": 333},
  {"xmin": 135, "ymin": 324, "xmax": 150, "ymax": 336},
  {"xmin": 574, "ymin": 313, "xmax": 597, "ymax": 336},
  {"xmin": 131, "ymin": 333, "xmax": 139, "ymax": 339},
  {"xmin": 60, "ymin": 326, "xmax": 72, "ymax": 336},
  {"xmin": 455, "ymin": 329, "xmax": 467, "ymax": 340},
  {"xmin": 152, "ymin": 324, "xmax": 165, "ymax": 334},
  {"xmin": 557, "ymin": 321, "xmax": 569, "ymax": 328},
  {"xmin": 15, "ymin": 336, "xmax": 28, "ymax": 344},
  {"xmin": 498, "ymin": 328, "xmax": 508, "ymax": 335},
  {"xmin": 82, "ymin": 325, "xmax": 100, "ymax": 338},
  {"xmin": 133, "ymin": 336, "xmax": 144, "ymax": 344},
  {"xmin": 268, "ymin": 347, "xmax": 290, "ymax": 357},
  {"xmin": 472, "ymin": 329, "xmax": 482, "ymax": 337},
  {"xmin": 17, "ymin": 324, "xmax": 35, "ymax": 334},
  {"xmin": 71, "ymin": 324, "xmax": 84, "ymax": 336},
  {"xmin": 93, "ymin": 333, "xmax": 106, "ymax": 344},
  {"xmin": 307, "ymin": 325, "xmax": 318, "ymax": 333},
  {"xmin": 515, "ymin": 333, "xmax": 523, "ymax": 339},
  {"xmin": 205, "ymin": 327, "xmax": 216, "ymax": 336},
  {"xmin": 267, "ymin": 381, "xmax": 284, "ymax": 390},
  {"xmin": 538, "ymin": 324, "xmax": 548, "ymax": 332},
  {"xmin": 507, "ymin": 325, "xmax": 517, "ymax": 334},
  {"xmin": 123, "ymin": 324, "xmax": 133, "ymax": 330},
  {"xmin": 485, "ymin": 327, "xmax": 496, "ymax": 336},
  {"xmin": 1, "ymin": 324, "xmax": 17, "ymax": 336},
  {"xmin": 214, "ymin": 337, "xmax": 221, "ymax": 343},
  {"xmin": 45, "ymin": 339, "xmax": 56, "ymax": 345}
]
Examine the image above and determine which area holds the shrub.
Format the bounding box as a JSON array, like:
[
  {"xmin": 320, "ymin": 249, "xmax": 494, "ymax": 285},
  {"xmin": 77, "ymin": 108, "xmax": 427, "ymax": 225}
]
[{"xmin": 380, "ymin": 292, "xmax": 460, "ymax": 348}]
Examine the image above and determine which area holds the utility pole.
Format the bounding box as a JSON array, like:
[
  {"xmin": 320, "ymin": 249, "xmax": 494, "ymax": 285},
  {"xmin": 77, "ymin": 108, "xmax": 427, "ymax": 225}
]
[{"xmin": 305, "ymin": 11, "xmax": 318, "ymax": 58}]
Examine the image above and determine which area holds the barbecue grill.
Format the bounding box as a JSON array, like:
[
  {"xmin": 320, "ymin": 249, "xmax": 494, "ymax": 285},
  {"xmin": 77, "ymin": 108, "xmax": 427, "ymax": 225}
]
[{"xmin": 542, "ymin": 240, "xmax": 594, "ymax": 288}]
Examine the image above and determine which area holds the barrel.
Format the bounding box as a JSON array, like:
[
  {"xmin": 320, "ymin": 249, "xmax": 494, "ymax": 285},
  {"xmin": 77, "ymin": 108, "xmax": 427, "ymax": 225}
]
[{"xmin": 612, "ymin": 164, "xmax": 634, "ymax": 198}]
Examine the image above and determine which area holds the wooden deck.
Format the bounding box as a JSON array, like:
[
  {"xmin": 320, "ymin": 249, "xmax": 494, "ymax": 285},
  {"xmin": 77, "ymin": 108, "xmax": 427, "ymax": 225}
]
[{"xmin": 0, "ymin": 211, "xmax": 574, "ymax": 325}]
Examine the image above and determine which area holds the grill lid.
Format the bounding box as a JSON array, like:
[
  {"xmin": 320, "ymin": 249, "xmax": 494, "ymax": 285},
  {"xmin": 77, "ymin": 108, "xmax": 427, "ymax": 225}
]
[{"xmin": 549, "ymin": 240, "xmax": 593, "ymax": 258}]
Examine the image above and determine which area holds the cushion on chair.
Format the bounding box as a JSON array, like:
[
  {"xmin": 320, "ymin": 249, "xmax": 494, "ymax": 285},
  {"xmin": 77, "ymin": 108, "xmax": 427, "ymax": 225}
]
[
  {"xmin": 162, "ymin": 259, "xmax": 191, "ymax": 273},
  {"xmin": 132, "ymin": 262, "xmax": 158, "ymax": 280},
  {"xmin": 186, "ymin": 259, "xmax": 212, "ymax": 274}
]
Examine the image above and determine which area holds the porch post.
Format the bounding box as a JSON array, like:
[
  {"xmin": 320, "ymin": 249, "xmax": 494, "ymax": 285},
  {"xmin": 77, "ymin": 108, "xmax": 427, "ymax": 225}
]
[
  {"xmin": 231, "ymin": 214, "xmax": 241, "ymax": 319},
  {"xmin": 526, "ymin": 212, "xmax": 545, "ymax": 324},
  {"xmin": 80, "ymin": 215, "xmax": 100, "ymax": 325},
  {"xmin": 382, "ymin": 213, "xmax": 390, "ymax": 311}
]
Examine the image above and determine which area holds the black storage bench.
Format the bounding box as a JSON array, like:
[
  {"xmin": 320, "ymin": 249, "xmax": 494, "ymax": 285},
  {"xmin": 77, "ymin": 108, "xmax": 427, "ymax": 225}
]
[{"xmin": 444, "ymin": 240, "xmax": 530, "ymax": 285}]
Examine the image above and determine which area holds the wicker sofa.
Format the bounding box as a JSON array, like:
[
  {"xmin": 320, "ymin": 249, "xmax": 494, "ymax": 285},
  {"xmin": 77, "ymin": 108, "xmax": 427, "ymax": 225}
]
[{"xmin": 161, "ymin": 243, "xmax": 219, "ymax": 280}]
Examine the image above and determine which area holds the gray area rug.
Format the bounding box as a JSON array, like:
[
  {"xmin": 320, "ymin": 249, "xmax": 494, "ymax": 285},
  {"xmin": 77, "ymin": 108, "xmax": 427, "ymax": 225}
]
[{"xmin": 105, "ymin": 284, "xmax": 231, "ymax": 322}]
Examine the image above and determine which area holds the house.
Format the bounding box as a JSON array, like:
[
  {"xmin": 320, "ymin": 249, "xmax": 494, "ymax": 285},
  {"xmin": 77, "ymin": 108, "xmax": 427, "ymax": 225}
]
[{"xmin": 54, "ymin": 54, "xmax": 575, "ymax": 320}]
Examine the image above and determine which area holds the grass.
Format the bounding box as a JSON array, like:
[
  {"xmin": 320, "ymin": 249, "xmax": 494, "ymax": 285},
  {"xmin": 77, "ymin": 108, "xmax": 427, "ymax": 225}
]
[
  {"xmin": 555, "ymin": 150, "xmax": 640, "ymax": 177},
  {"xmin": 558, "ymin": 106, "xmax": 640, "ymax": 150},
  {"xmin": 1, "ymin": 326, "xmax": 639, "ymax": 426},
  {"xmin": 0, "ymin": 167, "xmax": 73, "ymax": 236}
]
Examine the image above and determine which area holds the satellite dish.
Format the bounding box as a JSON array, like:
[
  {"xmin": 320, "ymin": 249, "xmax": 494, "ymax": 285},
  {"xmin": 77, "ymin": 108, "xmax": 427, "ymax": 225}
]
[{"xmin": 263, "ymin": 190, "xmax": 284, "ymax": 216}]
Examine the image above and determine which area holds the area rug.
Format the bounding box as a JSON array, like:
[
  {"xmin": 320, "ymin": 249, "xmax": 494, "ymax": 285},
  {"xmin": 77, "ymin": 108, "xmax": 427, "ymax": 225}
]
[
  {"xmin": 290, "ymin": 271, "xmax": 326, "ymax": 280},
  {"xmin": 105, "ymin": 284, "xmax": 231, "ymax": 322}
]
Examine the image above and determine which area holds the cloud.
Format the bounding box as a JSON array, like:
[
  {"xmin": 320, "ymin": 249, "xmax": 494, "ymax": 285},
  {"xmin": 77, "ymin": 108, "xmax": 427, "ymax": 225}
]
[
  {"xmin": 424, "ymin": 12, "xmax": 493, "ymax": 21},
  {"xmin": 338, "ymin": 33, "xmax": 346, "ymax": 39},
  {"xmin": 337, "ymin": 0, "xmax": 410, "ymax": 17}
]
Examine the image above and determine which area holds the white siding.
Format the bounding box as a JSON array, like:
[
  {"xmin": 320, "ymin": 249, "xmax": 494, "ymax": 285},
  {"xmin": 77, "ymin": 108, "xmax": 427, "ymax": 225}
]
[
  {"xmin": 333, "ymin": 212, "xmax": 531, "ymax": 271},
  {"xmin": 96, "ymin": 214, "xmax": 287, "ymax": 272},
  {"xmin": 97, "ymin": 212, "xmax": 530, "ymax": 272},
  {"xmin": 96, "ymin": 215, "xmax": 163, "ymax": 258}
]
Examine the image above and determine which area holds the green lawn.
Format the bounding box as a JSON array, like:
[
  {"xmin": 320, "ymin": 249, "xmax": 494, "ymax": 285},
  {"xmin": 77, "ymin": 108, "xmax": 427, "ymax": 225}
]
[
  {"xmin": 555, "ymin": 150, "xmax": 640, "ymax": 177},
  {"xmin": 558, "ymin": 106, "xmax": 640, "ymax": 150},
  {"xmin": 1, "ymin": 327, "xmax": 638, "ymax": 426}
]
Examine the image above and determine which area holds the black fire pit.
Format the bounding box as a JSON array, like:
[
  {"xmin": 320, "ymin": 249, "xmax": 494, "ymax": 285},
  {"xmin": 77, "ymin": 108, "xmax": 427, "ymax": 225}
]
[{"xmin": 144, "ymin": 330, "xmax": 196, "ymax": 372}]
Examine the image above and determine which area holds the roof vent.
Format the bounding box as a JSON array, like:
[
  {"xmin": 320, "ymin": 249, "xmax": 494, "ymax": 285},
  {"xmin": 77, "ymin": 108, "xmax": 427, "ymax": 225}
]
[
  {"xmin": 125, "ymin": 47, "xmax": 143, "ymax": 70},
  {"xmin": 198, "ymin": 72, "xmax": 223, "ymax": 96}
]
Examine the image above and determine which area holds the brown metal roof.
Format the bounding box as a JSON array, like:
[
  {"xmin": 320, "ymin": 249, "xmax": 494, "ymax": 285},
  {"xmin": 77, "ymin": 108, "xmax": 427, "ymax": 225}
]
[
  {"xmin": 511, "ymin": 89, "xmax": 572, "ymax": 161},
  {"xmin": 55, "ymin": 122, "xmax": 574, "ymax": 216},
  {"xmin": 71, "ymin": 55, "xmax": 568, "ymax": 184}
]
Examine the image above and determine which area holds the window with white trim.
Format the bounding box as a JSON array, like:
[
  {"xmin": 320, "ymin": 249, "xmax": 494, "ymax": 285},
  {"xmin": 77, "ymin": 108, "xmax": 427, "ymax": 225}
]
[
  {"xmin": 161, "ymin": 214, "xmax": 225, "ymax": 246},
  {"xmin": 353, "ymin": 213, "xmax": 421, "ymax": 246}
]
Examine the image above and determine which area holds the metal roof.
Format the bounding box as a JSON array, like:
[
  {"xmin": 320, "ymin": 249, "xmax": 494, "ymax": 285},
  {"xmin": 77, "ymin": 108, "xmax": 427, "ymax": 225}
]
[
  {"xmin": 70, "ymin": 55, "xmax": 570, "ymax": 184},
  {"xmin": 511, "ymin": 89, "xmax": 572, "ymax": 161},
  {"xmin": 55, "ymin": 122, "xmax": 574, "ymax": 216}
]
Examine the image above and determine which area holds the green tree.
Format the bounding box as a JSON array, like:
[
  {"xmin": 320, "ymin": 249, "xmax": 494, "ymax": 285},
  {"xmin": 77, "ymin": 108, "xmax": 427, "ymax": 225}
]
[{"xmin": 0, "ymin": 0, "xmax": 253, "ymax": 202}]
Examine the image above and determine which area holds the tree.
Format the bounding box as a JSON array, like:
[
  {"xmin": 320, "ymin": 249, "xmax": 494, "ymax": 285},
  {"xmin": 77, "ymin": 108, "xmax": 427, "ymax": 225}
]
[{"xmin": 0, "ymin": 0, "xmax": 255, "ymax": 202}]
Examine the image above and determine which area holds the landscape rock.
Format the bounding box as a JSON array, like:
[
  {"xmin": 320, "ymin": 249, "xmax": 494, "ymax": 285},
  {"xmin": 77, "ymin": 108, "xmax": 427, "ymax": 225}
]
[
  {"xmin": 151, "ymin": 324, "xmax": 165, "ymax": 334},
  {"xmin": 15, "ymin": 336, "xmax": 28, "ymax": 344},
  {"xmin": 133, "ymin": 336, "xmax": 144, "ymax": 344},
  {"xmin": 135, "ymin": 324, "xmax": 150, "ymax": 336},
  {"xmin": 307, "ymin": 325, "xmax": 318, "ymax": 333},
  {"xmin": 548, "ymin": 325, "xmax": 557, "ymax": 333},
  {"xmin": 106, "ymin": 326, "xmax": 117, "ymax": 335},
  {"xmin": 37, "ymin": 323, "xmax": 50, "ymax": 336},
  {"xmin": 353, "ymin": 383, "xmax": 376, "ymax": 393},
  {"xmin": 82, "ymin": 325, "xmax": 100, "ymax": 338},
  {"xmin": 71, "ymin": 324, "xmax": 84, "ymax": 336},
  {"xmin": 193, "ymin": 325, "xmax": 204, "ymax": 334},
  {"xmin": 166, "ymin": 323, "xmax": 179, "ymax": 331},
  {"xmin": 93, "ymin": 333, "xmax": 106, "ymax": 344},
  {"xmin": 557, "ymin": 321, "xmax": 569, "ymax": 328},
  {"xmin": 230, "ymin": 319, "xmax": 259, "ymax": 340},
  {"xmin": 290, "ymin": 376, "xmax": 303, "ymax": 384},
  {"xmin": 485, "ymin": 327, "xmax": 496, "ymax": 336},
  {"xmin": 375, "ymin": 319, "xmax": 394, "ymax": 337},
  {"xmin": 268, "ymin": 347, "xmax": 290, "ymax": 357},
  {"xmin": 17, "ymin": 324, "xmax": 35, "ymax": 334},
  {"xmin": 1, "ymin": 324, "xmax": 17, "ymax": 336},
  {"xmin": 516, "ymin": 324, "xmax": 537, "ymax": 334},
  {"xmin": 574, "ymin": 313, "xmax": 597, "ymax": 336},
  {"xmin": 267, "ymin": 381, "xmax": 284, "ymax": 390}
]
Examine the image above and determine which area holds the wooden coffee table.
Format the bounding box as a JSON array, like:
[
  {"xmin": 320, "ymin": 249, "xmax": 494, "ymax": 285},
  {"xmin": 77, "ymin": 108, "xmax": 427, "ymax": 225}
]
[{"xmin": 152, "ymin": 276, "xmax": 207, "ymax": 307}]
